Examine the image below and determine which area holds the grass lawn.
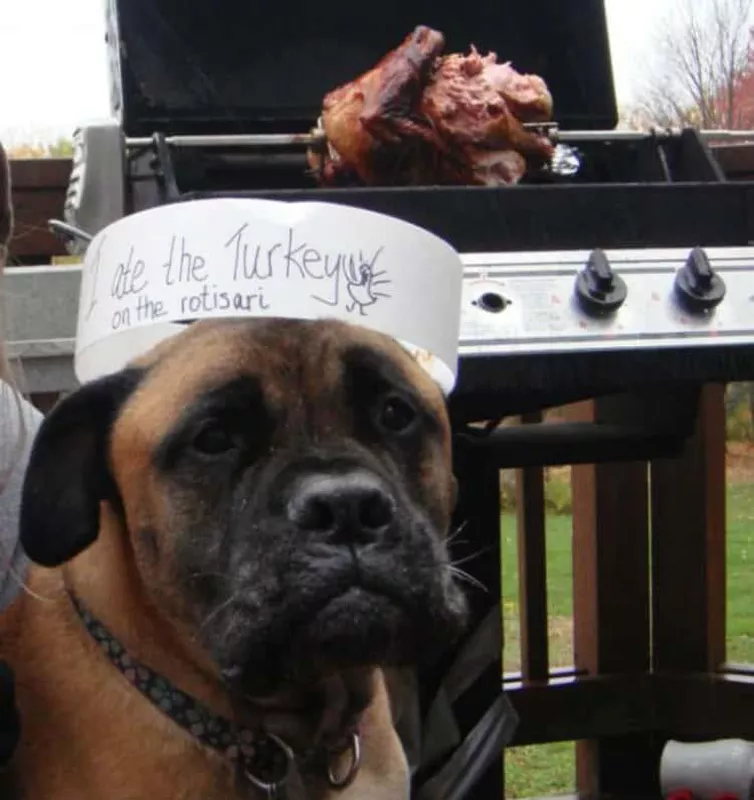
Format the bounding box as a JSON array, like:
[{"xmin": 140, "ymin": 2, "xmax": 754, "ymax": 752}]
[{"xmin": 499, "ymin": 475, "xmax": 754, "ymax": 798}]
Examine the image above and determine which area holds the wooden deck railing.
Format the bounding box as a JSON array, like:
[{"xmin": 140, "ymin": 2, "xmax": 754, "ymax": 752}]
[
  {"xmin": 5, "ymin": 155, "xmax": 751, "ymax": 798},
  {"xmin": 6, "ymin": 157, "xmax": 71, "ymax": 265},
  {"xmin": 503, "ymin": 388, "xmax": 734, "ymax": 795}
]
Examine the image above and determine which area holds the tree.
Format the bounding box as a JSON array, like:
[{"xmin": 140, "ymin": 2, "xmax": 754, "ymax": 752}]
[
  {"xmin": 46, "ymin": 137, "xmax": 74, "ymax": 158},
  {"xmin": 6, "ymin": 137, "xmax": 74, "ymax": 159},
  {"xmin": 631, "ymin": 0, "xmax": 754, "ymax": 129}
]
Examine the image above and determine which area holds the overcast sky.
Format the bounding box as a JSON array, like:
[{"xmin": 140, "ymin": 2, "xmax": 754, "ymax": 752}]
[{"xmin": 0, "ymin": 0, "xmax": 736, "ymax": 143}]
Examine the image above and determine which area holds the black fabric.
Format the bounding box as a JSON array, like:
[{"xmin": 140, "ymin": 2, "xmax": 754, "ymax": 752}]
[{"xmin": 0, "ymin": 661, "xmax": 19, "ymax": 766}]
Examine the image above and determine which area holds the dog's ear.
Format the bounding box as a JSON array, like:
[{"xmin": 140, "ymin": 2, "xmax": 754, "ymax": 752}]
[{"xmin": 20, "ymin": 368, "xmax": 144, "ymax": 567}]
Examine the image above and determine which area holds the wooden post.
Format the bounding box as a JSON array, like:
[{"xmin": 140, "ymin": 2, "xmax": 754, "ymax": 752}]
[
  {"xmin": 651, "ymin": 384, "xmax": 727, "ymax": 675},
  {"xmin": 515, "ymin": 411, "xmax": 550, "ymax": 683},
  {"xmin": 570, "ymin": 398, "xmax": 655, "ymax": 794}
]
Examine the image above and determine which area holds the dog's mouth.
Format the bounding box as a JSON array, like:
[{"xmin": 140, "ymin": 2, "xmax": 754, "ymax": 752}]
[
  {"xmin": 208, "ymin": 552, "xmax": 467, "ymax": 695},
  {"xmin": 295, "ymin": 584, "xmax": 405, "ymax": 652},
  {"xmin": 268, "ymin": 568, "xmax": 424, "ymax": 672},
  {"xmin": 306, "ymin": 567, "xmax": 415, "ymax": 622},
  {"xmin": 292, "ymin": 561, "xmax": 411, "ymax": 622}
]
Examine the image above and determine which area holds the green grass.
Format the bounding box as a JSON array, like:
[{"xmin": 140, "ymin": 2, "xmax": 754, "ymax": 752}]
[
  {"xmin": 499, "ymin": 480, "xmax": 754, "ymax": 798},
  {"xmin": 725, "ymin": 482, "xmax": 754, "ymax": 662},
  {"xmin": 501, "ymin": 507, "xmax": 576, "ymax": 798}
]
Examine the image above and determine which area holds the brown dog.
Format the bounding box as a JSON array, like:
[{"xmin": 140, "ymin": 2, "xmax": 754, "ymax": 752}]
[{"xmin": 1, "ymin": 318, "xmax": 468, "ymax": 799}]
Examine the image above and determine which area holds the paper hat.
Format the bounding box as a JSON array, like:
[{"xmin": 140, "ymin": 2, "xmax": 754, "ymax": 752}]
[{"xmin": 74, "ymin": 198, "xmax": 464, "ymax": 393}]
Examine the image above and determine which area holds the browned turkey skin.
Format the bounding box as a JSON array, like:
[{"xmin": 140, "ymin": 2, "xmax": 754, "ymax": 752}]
[{"xmin": 308, "ymin": 26, "xmax": 555, "ymax": 187}]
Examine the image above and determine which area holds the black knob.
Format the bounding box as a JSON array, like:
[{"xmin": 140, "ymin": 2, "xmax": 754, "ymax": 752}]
[
  {"xmin": 674, "ymin": 247, "xmax": 726, "ymax": 312},
  {"xmin": 574, "ymin": 249, "xmax": 627, "ymax": 314}
]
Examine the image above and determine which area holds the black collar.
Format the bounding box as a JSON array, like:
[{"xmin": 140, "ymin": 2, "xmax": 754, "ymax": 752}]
[{"xmin": 69, "ymin": 593, "xmax": 361, "ymax": 796}]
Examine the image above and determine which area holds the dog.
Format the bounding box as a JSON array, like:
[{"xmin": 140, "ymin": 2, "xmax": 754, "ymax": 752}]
[{"xmin": 0, "ymin": 318, "xmax": 468, "ymax": 799}]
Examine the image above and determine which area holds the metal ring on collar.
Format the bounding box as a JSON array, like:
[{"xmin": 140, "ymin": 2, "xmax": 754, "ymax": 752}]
[
  {"xmin": 327, "ymin": 732, "xmax": 362, "ymax": 789},
  {"xmin": 243, "ymin": 733, "xmax": 295, "ymax": 794}
]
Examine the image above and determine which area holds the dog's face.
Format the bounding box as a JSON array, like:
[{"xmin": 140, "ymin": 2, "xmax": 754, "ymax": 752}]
[{"xmin": 21, "ymin": 319, "xmax": 468, "ymax": 695}]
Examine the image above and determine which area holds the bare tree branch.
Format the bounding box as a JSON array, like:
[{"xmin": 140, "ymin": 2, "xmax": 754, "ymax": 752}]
[{"xmin": 629, "ymin": 0, "xmax": 754, "ymax": 129}]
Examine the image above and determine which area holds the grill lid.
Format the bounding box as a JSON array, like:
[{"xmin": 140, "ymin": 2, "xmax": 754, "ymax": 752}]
[{"xmin": 106, "ymin": 0, "xmax": 618, "ymax": 137}]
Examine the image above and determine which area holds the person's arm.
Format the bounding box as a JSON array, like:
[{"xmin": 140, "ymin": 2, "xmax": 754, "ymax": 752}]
[
  {"xmin": 0, "ymin": 384, "xmax": 43, "ymax": 773},
  {"xmin": 0, "ymin": 385, "xmax": 43, "ymax": 611}
]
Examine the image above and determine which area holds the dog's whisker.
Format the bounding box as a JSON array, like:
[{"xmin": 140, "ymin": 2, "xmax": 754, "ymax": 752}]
[
  {"xmin": 16, "ymin": 580, "xmax": 61, "ymax": 603},
  {"xmin": 199, "ymin": 593, "xmax": 239, "ymax": 632},
  {"xmin": 444, "ymin": 520, "xmax": 469, "ymax": 545},
  {"xmin": 446, "ymin": 565, "xmax": 489, "ymax": 594},
  {"xmin": 446, "ymin": 537, "xmax": 471, "ymax": 550},
  {"xmin": 7, "ymin": 563, "xmax": 62, "ymax": 604},
  {"xmin": 449, "ymin": 543, "xmax": 497, "ymax": 568}
]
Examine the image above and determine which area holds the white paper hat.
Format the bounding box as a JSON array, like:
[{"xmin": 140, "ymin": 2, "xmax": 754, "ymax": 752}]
[{"xmin": 74, "ymin": 198, "xmax": 464, "ymax": 394}]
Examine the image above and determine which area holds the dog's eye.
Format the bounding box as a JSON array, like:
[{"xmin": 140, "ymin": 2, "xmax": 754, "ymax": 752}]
[
  {"xmin": 377, "ymin": 394, "xmax": 418, "ymax": 434},
  {"xmin": 192, "ymin": 421, "xmax": 236, "ymax": 455}
]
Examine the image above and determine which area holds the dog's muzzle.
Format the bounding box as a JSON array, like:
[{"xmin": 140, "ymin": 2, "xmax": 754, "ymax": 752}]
[{"xmin": 200, "ymin": 458, "xmax": 467, "ymax": 694}]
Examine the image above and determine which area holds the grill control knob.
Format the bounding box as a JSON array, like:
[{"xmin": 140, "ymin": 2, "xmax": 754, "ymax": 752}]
[
  {"xmin": 574, "ymin": 249, "xmax": 627, "ymax": 315},
  {"xmin": 674, "ymin": 247, "xmax": 726, "ymax": 312}
]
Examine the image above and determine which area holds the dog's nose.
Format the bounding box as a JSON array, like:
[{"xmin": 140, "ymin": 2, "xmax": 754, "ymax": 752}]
[{"xmin": 287, "ymin": 471, "xmax": 396, "ymax": 542}]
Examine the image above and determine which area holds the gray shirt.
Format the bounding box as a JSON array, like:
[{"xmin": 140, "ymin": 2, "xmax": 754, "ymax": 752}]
[{"xmin": 0, "ymin": 382, "xmax": 42, "ymax": 610}]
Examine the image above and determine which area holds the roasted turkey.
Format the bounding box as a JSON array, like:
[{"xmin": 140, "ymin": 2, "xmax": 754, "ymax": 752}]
[{"xmin": 307, "ymin": 26, "xmax": 555, "ymax": 187}]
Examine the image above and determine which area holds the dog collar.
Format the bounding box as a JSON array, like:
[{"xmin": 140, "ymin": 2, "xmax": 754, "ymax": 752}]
[{"xmin": 68, "ymin": 592, "xmax": 361, "ymax": 796}]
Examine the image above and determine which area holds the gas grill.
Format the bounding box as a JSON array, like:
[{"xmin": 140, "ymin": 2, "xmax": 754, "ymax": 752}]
[
  {"xmin": 35, "ymin": 0, "xmax": 754, "ymax": 796},
  {"xmin": 54, "ymin": 0, "xmax": 754, "ymax": 446}
]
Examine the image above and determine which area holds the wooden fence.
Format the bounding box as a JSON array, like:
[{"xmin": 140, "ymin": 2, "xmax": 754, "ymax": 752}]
[
  {"xmin": 5, "ymin": 156, "xmax": 750, "ymax": 798},
  {"xmin": 6, "ymin": 157, "xmax": 71, "ymax": 265}
]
